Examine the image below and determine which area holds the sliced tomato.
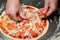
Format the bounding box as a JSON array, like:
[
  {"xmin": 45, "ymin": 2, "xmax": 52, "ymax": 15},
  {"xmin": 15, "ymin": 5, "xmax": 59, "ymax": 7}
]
[
  {"xmin": 35, "ymin": 22, "xmax": 44, "ymax": 32},
  {"xmin": 29, "ymin": 29, "xmax": 38, "ymax": 38},
  {"xmin": 43, "ymin": 20, "xmax": 46, "ymax": 26},
  {"xmin": 20, "ymin": 25, "xmax": 29, "ymax": 30},
  {"xmin": 35, "ymin": 23, "xmax": 42, "ymax": 29},
  {"xmin": 7, "ymin": 23, "xmax": 17, "ymax": 30},
  {"xmin": 18, "ymin": 35, "xmax": 22, "ymax": 38}
]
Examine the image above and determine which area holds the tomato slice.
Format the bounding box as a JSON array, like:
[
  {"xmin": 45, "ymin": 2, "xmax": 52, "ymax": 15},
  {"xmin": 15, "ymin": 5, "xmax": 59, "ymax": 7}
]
[
  {"xmin": 7, "ymin": 23, "xmax": 17, "ymax": 30},
  {"xmin": 18, "ymin": 35, "xmax": 23, "ymax": 38},
  {"xmin": 43, "ymin": 20, "xmax": 46, "ymax": 26},
  {"xmin": 35, "ymin": 22, "xmax": 44, "ymax": 32},
  {"xmin": 35, "ymin": 23, "xmax": 42, "ymax": 29},
  {"xmin": 30, "ymin": 29, "xmax": 38, "ymax": 38},
  {"xmin": 20, "ymin": 25, "xmax": 29, "ymax": 30}
]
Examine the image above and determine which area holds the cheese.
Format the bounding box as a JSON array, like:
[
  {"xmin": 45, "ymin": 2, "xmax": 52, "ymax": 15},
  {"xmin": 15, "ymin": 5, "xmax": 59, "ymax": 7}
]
[{"xmin": 9, "ymin": 30, "xmax": 17, "ymax": 34}]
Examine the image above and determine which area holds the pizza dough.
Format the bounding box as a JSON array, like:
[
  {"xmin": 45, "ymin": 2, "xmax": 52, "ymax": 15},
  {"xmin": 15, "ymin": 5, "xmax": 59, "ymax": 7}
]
[{"xmin": 0, "ymin": 5, "xmax": 49, "ymax": 40}]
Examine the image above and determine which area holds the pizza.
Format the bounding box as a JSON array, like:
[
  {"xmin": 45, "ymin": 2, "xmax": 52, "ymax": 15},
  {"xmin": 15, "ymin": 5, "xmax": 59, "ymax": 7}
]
[{"xmin": 0, "ymin": 5, "xmax": 49, "ymax": 40}]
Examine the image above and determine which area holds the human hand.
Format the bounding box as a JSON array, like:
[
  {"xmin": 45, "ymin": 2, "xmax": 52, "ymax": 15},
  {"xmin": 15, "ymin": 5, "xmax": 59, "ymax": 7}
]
[
  {"xmin": 39, "ymin": 0, "xmax": 58, "ymax": 18},
  {"xmin": 6, "ymin": 0, "xmax": 22, "ymax": 21}
]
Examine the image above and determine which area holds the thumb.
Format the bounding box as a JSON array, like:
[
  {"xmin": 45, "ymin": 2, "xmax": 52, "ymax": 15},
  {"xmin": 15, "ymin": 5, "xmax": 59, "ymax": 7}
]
[{"xmin": 43, "ymin": 0, "xmax": 49, "ymax": 14}]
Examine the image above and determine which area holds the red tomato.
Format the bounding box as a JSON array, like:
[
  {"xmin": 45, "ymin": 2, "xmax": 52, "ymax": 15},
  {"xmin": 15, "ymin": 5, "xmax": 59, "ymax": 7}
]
[
  {"xmin": 30, "ymin": 29, "xmax": 38, "ymax": 38},
  {"xmin": 20, "ymin": 25, "xmax": 29, "ymax": 30},
  {"xmin": 42, "ymin": 20, "xmax": 47, "ymax": 27},
  {"xmin": 35, "ymin": 23, "xmax": 42, "ymax": 29},
  {"xmin": 35, "ymin": 22, "xmax": 44, "ymax": 32},
  {"xmin": 7, "ymin": 23, "xmax": 17, "ymax": 30}
]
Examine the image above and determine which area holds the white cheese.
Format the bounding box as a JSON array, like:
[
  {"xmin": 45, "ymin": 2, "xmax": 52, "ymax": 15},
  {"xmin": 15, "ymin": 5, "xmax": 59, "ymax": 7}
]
[{"xmin": 9, "ymin": 30, "xmax": 17, "ymax": 34}]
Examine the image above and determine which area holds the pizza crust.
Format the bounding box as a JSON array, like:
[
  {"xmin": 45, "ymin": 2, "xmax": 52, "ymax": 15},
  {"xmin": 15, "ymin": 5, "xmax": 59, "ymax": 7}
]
[{"xmin": 0, "ymin": 5, "xmax": 49, "ymax": 40}]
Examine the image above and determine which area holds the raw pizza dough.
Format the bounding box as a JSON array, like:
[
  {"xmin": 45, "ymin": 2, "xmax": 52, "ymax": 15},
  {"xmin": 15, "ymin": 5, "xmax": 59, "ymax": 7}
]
[{"xmin": 0, "ymin": 5, "xmax": 49, "ymax": 40}]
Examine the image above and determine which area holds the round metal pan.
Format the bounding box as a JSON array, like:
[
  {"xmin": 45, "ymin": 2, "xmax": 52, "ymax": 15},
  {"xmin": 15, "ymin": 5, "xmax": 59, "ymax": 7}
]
[{"xmin": 0, "ymin": 0, "xmax": 59, "ymax": 40}]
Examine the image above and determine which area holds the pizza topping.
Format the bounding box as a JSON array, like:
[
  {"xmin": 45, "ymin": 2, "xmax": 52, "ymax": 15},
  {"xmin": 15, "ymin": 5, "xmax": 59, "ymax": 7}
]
[
  {"xmin": 35, "ymin": 23, "xmax": 42, "ymax": 29},
  {"xmin": 43, "ymin": 20, "xmax": 46, "ymax": 27},
  {"xmin": 18, "ymin": 35, "xmax": 23, "ymax": 38},
  {"xmin": 35, "ymin": 22, "xmax": 44, "ymax": 33},
  {"xmin": 20, "ymin": 25, "xmax": 29, "ymax": 31},
  {"xmin": 7, "ymin": 23, "xmax": 17, "ymax": 30},
  {"xmin": 29, "ymin": 29, "xmax": 38, "ymax": 38}
]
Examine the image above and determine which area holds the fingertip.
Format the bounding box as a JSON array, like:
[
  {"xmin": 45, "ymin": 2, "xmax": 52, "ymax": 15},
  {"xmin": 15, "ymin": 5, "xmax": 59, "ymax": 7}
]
[
  {"xmin": 42, "ymin": 7, "xmax": 48, "ymax": 14},
  {"xmin": 46, "ymin": 8, "xmax": 54, "ymax": 16},
  {"xmin": 39, "ymin": 15, "xmax": 45, "ymax": 19}
]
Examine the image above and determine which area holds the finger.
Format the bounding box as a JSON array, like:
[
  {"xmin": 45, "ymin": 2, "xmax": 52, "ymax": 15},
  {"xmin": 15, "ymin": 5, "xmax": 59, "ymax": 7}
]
[
  {"xmin": 39, "ymin": 15, "xmax": 45, "ymax": 18},
  {"xmin": 19, "ymin": 8, "xmax": 29, "ymax": 19},
  {"xmin": 43, "ymin": 0, "xmax": 49, "ymax": 13},
  {"xmin": 46, "ymin": 4, "xmax": 56, "ymax": 16},
  {"xmin": 46, "ymin": 7, "xmax": 54, "ymax": 16},
  {"xmin": 38, "ymin": 8, "xmax": 45, "ymax": 18},
  {"xmin": 9, "ymin": 13, "xmax": 21, "ymax": 21},
  {"xmin": 19, "ymin": 12, "xmax": 29, "ymax": 19}
]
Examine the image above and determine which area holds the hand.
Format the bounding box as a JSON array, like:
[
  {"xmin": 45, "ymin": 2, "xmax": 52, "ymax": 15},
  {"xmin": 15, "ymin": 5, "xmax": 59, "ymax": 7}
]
[
  {"xmin": 39, "ymin": 0, "xmax": 58, "ymax": 18},
  {"xmin": 6, "ymin": 0, "xmax": 22, "ymax": 21}
]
